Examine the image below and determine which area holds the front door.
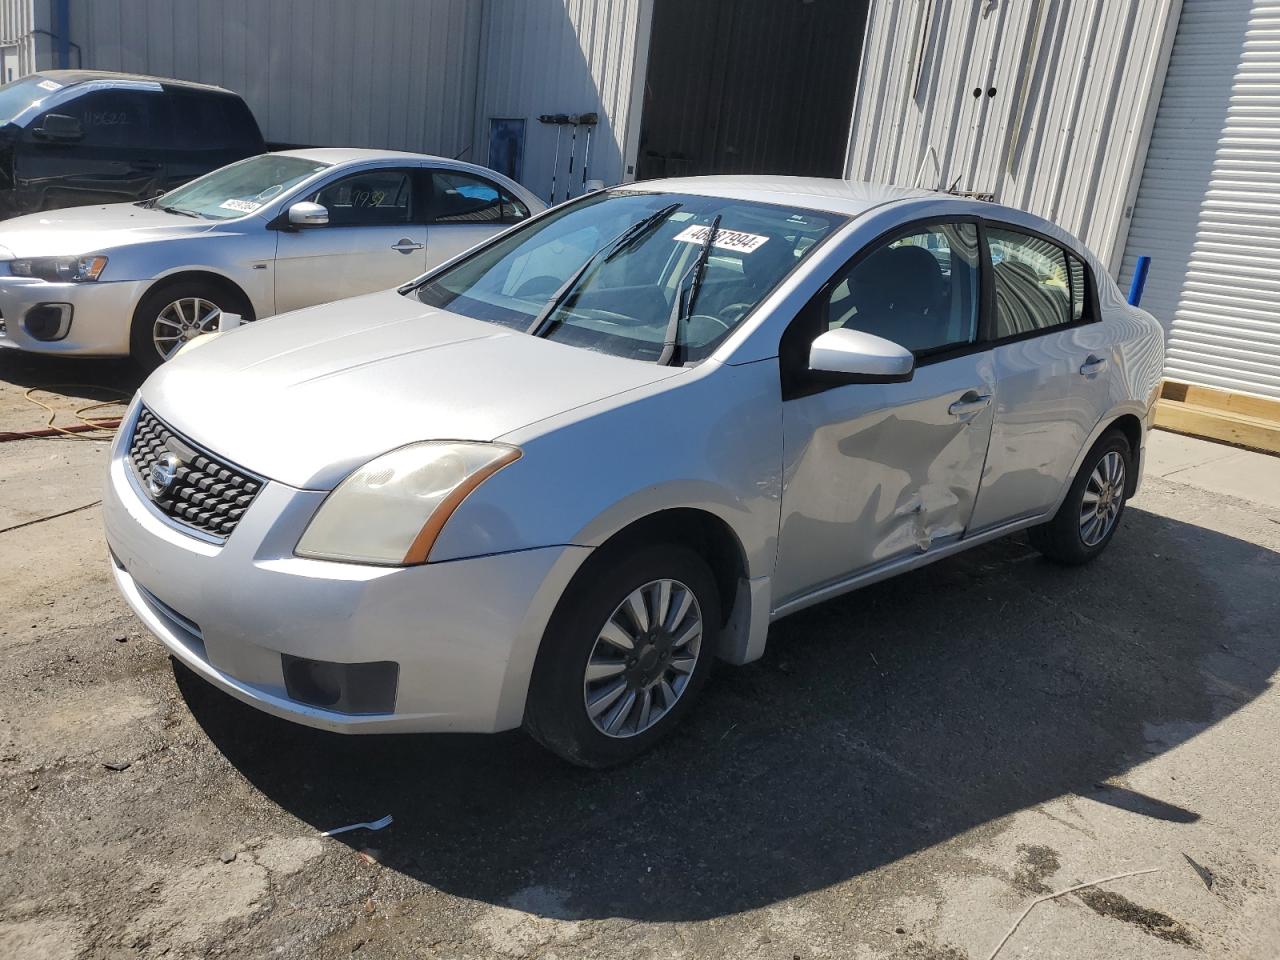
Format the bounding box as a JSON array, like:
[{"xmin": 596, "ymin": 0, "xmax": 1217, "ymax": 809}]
[
  {"xmin": 17, "ymin": 87, "xmax": 166, "ymax": 213},
  {"xmin": 966, "ymin": 225, "xmax": 1117, "ymax": 531},
  {"xmin": 773, "ymin": 220, "xmax": 996, "ymax": 604},
  {"xmin": 274, "ymin": 167, "xmax": 427, "ymax": 314}
]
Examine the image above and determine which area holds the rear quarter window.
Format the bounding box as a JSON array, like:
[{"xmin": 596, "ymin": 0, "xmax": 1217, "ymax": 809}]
[{"xmin": 165, "ymin": 90, "xmax": 264, "ymax": 152}]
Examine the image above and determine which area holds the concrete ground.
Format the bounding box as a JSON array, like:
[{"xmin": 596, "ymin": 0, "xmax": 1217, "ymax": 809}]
[{"xmin": 1, "ymin": 351, "xmax": 1278, "ymax": 960}]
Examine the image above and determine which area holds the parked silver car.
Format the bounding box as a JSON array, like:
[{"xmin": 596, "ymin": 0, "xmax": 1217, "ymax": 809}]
[
  {"xmin": 104, "ymin": 178, "xmax": 1165, "ymax": 766},
  {"xmin": 0, "ymin": 148, "xmax": 542, "ymax": 368}
]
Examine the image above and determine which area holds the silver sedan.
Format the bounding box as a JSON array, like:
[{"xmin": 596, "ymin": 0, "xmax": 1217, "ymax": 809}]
[
  {"xmin": 0, "ymin": 148, "xmax": 543, "ymax": 368},
  {"xmin": 104, "ymin": 178, "xmax": 1165, "ymax": 766}
]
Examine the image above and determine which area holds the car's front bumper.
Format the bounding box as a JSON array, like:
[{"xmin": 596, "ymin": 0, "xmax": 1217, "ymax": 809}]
[
  {"xmin": 103, "ymin": 418, "xmax": 591, "ymax": 734},
  {"xmin": 0, "ymin": 276, "xmax": 148, "ymax": 356}
]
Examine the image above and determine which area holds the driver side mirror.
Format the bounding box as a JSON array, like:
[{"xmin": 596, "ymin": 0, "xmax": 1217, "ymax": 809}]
[
  {"xmin": 287, "ymin": 201, "xmax": 329, "ymax": 227},
  {"xmin": 809, "ymin": 327, "xmax": 915, "ymax": 384},
  {"xmin": 33, "ymin": 114, "xmax": 83, "ymax": 142}
]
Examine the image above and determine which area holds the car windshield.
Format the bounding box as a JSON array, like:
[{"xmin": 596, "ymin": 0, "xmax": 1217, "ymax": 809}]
[
  {"xmin": 154, "ymin": 154, "xmax": 331, "ymax": 220},
  {"xmin": 0, "ymin": 75, "xmax": 60, "ymax": 124},
  {"xmin": 412, "ymin": 191, "xmax": 842, "ymax": 363}
]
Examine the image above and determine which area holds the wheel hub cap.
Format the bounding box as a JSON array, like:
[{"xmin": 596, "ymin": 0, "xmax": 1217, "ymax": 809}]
[
  {"xmin": 1079, "ymin": 450, "xmax": 1126, "ymax": 547},
  {"xmin": 583, "ymin": 578, "xmax": 703, "ymax": 739}
]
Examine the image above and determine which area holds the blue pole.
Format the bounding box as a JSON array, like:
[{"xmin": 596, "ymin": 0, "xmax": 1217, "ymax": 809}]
[
  {"xmin": 1128, "ymin": 255, "xmax": 1151, "ymax": 306},
  {"xmin": 54, "ymin": 0, "xmax": 71, "ymax": 68}
]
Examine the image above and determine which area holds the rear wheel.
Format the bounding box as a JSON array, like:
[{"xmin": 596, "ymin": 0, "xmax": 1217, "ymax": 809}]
[
  {"xmin": 524, "ymin": 544, "xmax": 719, "ymax": 767},
  {"xmin": 1028, "ymin": 430, "xmax": 1132, "ymax": 565},
  {"xmin": 129, "ymin": 279, "xmax": 251, "ymax": 372}
]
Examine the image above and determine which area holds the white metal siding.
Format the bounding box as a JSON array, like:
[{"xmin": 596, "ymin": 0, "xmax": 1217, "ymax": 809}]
[
  {"xmin": 64, "ymin": 0, "xmax": 482, "ymax": 158},
  {"xmin": 1120, "ymin": 0, "xmax": 1280, "ymax": 400},
  {"xmin": 846, "ymin": 0, "xmax": 1181, "ymax": 270},
  {"xmin": 475, "ymin": 0, "xmax": 649, "ymax": 203},
  {"xmin": 0, "ymin": 0, "xmax": 51, "ymax": 76}
]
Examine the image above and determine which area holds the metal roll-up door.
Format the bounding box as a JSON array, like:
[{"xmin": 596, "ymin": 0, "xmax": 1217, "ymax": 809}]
[{"xmin": 1120, "ymin": 0, "xmax": 1280, "ymax": 401}]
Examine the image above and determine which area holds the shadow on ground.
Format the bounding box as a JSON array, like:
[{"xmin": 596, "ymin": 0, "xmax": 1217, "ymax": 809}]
[
  {"xmin": 177, "ymin": 506, "xmax": 1279, "ymax": 922},
  {"xmin": 0, "ymin": 349, "xmax": 141, "ymax": 399}
]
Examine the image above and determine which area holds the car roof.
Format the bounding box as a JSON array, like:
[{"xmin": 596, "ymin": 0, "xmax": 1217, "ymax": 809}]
[
  {"xmin": 624, "ymin": 175, "xmax": 942, "ymax": 218},
  {"xmin": 36, "ymin": 69, "xmax": 237, "ymax": 95},
  {"xmin": 272, "ymin": 147, "xmax": 444, "ymax": 165}
]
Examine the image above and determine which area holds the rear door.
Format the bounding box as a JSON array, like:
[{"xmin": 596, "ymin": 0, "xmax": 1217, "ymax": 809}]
[
  {"xmin": 423, "ymin": 168, "xmax": 532, "ymax": 267},
  {"xmin": 161, "ymin": 90, "xmax": 264, "ymax": 190},
  {"xmin": 966, "ymin": 224, "xmax": 1116, "ymax": 531},
  {"xmin": 16, "ymin": 86, "xmax": 166, "ymax": 211},
  {"xmin": 773, "ymin": 219, "xmax": 996, "ymax": 603},
  {"xmin": 273, "ymin": 166, "xmax": 428, "ymax": 313}
]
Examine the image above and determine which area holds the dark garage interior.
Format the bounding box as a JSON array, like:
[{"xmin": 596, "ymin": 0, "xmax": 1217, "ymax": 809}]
[{"xmin": 636, "ymin": 0, "xmax": 870, "ymax": 181}]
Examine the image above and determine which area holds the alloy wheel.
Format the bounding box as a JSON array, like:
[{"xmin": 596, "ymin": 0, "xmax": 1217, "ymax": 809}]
[
  {"xmin": 152, "ymin": 297, "xmax": 223, "ymax": 360},
  {"xmin": 583, "ymin": 578, "xmax": 703, "ymax": 738},
  {"xmin": 1079, "ymin": 450, "xmax": 1126, "ymax": 547}
]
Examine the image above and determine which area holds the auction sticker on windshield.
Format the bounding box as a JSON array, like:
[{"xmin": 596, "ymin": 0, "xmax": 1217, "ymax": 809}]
[
  {"xmin": 673, "ymin": 224, "xmax": 769, "ymax": 254},
  {"xmin": 219, "ymin": 199, "xmax": 262, "ymax": 214}
]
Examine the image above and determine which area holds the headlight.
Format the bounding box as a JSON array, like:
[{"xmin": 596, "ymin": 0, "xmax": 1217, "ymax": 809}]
[
  {"xmin": 10, "ymin": 255, "xmax": 108, "ymax": 282},
  {"xmin": 296, "ymin": 442, "xmax": 521, "ymax": 566}
]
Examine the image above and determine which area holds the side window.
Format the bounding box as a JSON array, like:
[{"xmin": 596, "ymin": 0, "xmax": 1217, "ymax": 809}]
[
  {"xmin": 44, "ymin": 89, "xmax": 156, "ymax": 148},
  {"xmin": 313, "ymin": 170, "xmax": 413, "ymax": 226},
  {"xmin": 1068, "ymin": 253, "xmax": 1090, "ymax": 322},
  {"xmin": 987, "ymin": 228, "xmax": 1073, "ymax": 337},
  {"xmin": 501, "ymin": 190, "xmax": 531, "ymax": 222},
  {"xmin": 166, "ymin": 92, "xmax": 260, "ymax": 151},
  {"xmin": 824, "ymin": 221, "xmax": 981, "ymax": 354},
  {"xmin": 430, "ymin": 171, "xmax": 513, "ymax": 223}
]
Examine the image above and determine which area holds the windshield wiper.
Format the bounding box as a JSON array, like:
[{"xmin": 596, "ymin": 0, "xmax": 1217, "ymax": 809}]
[
  {"xmin": 527, "ymin": 202, "xmax": 681, "ymax": 337},
  {"xmin": 157, "ymin": 204, "xmax": 200, "ymax": 219},
  {"xmin": 657, "ymin": 214, "xmax": 721, "ymax": 366}
]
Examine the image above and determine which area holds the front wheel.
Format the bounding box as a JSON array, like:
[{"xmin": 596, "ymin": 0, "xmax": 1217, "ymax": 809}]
[
  {"xmin": 1028, "ymin": 430, "xmax": 1133, "ymax": 565},
  {"xmin": 129, "ymin": 280, "xmax": 250, "ymax": 372},
  {"xmin": 524, "ymin": 544, "xmax": 720, "ymax": 767}
]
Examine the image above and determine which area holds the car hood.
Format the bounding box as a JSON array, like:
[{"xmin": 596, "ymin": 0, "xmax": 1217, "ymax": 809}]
[
  {"xmin": 141, "ymin": 288, "xmax": 686, "ymax": 489},
  {"xmin": 0, "ymin": 202, "xmax": 216, "ymax": 257}
]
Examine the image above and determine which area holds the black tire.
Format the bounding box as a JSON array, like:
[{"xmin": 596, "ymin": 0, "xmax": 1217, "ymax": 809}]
[
  {"xmin": 129, "ymin": 279, "xmax": 251, "ymax": 373},
  {"xmin": 1028, "ymin": 430, "xmax": 1133, "ymax": 565},
  {"xmin": 524, "ymin": 543, "xmax": 720, "ymax": 768}
]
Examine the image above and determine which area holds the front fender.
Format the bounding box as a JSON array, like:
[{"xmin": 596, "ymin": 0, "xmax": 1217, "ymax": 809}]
[{"xmin": 428, "ymin": 359, "xmax": 785, "ymax": 580}]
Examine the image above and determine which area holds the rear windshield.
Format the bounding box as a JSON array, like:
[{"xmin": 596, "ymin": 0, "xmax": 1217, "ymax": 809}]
[
  {"xmin": 413, "ymin": 190, "xmax": 842, "ymax": 364},
  {"xmin": 154, "ymin": 153, "xmax": 330, "ymax": 220}
]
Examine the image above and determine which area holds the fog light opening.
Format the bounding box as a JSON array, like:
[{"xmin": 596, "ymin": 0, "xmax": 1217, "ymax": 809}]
[
  {"xmin": 281, "ymin": 655, "xmax": 399, "ymax": 715},
  {"xmin": 23, "ymin": 302, "xmax": 73, "ymax": 342}
]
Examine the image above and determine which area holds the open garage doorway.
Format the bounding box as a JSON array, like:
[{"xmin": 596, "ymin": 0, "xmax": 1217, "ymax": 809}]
[{"xmin": 636, "ymin": 0, "xmax": 870, "ymax": 181}]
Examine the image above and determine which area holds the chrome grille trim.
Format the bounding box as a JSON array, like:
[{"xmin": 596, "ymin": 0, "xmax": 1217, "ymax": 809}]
[{"xmin": 127, "ymin": 407, "xmax": 264, "ymax": 539}]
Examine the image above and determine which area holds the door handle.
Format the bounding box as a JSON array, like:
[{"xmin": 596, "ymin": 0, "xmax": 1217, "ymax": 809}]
[
  {"xmin": 1080, "ymin": 355, "xmax": 1108, "ymax": 376},
  {"xmin": 391, "ymin": 238, "xmax": 424, "ymax": 254},
  {"xmin": 131, "ymin": 160, "xmax": 162, "ymax": 172},
  {"xmin": 948, "ymin": 392, "xmax": 992, "ymax": 420}
]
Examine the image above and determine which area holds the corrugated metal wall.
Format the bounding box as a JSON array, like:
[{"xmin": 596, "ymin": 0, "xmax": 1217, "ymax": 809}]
[
  {"xmin": 0, "ymin": 0, "xmax": 50, "ymax": 75},
  {"xmin": 63, "ymin": 0, "xmax": 482, "ymax": 157},
  {"xmin": 845, "ymin": 0, "xmax": 1182, "ymax": 272},
  {"xmin": 474, "ymin": 0, "xmax": 649, "ymax": 203},
  {"xmin": 1119, "ymin": 0, "xmax": 1280, "ymax": 401}
]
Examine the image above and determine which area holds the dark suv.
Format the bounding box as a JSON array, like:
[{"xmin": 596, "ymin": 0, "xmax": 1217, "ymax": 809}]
[{"xmin": 0, "ymin": 70, "xmax": 265, "ymax": 218}]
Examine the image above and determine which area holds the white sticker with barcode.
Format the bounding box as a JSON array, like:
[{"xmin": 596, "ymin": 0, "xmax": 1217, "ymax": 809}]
[
  {"xmin": 219, "ymin": 198, "xmax": 262, "ymax": 213},
  {"xmin": 673, "ymin": 224, "xmax": 769, "ymax": 254},
  {"xmin": 36, "ymin": 79, "xmax": 62, "ymax": 91}
]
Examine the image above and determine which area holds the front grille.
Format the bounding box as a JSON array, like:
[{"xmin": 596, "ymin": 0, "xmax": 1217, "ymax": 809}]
[{"xmin": 128, "ymin": 408, "xmax": 263, "ymax": 538}]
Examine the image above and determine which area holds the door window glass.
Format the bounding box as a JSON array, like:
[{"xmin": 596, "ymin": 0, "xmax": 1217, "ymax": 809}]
[
  {"xmin": 825, "ymin": 222, "xmax": 981, "ymax": 354},
  {"xmin": 165, "ymin": 91, "xmax": 261, "ymax": 151},
  {"xmin": 431, "ymin": 171, "xmax": 512, "ymax": 223},
  {"xmin": 313, "ymin": 170, "xmax": 413, "ymax": 226},
  {"xmin": 988, "ymin": 228, "xmax": 1073, "ymax": 337},
  {"xmin": 42, "ymin": 89, "xmax": 157, "ymax": 148},
  {"xmin": 1068, "ymin": 253, "xmax": 1089, "ymax": 322}
]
